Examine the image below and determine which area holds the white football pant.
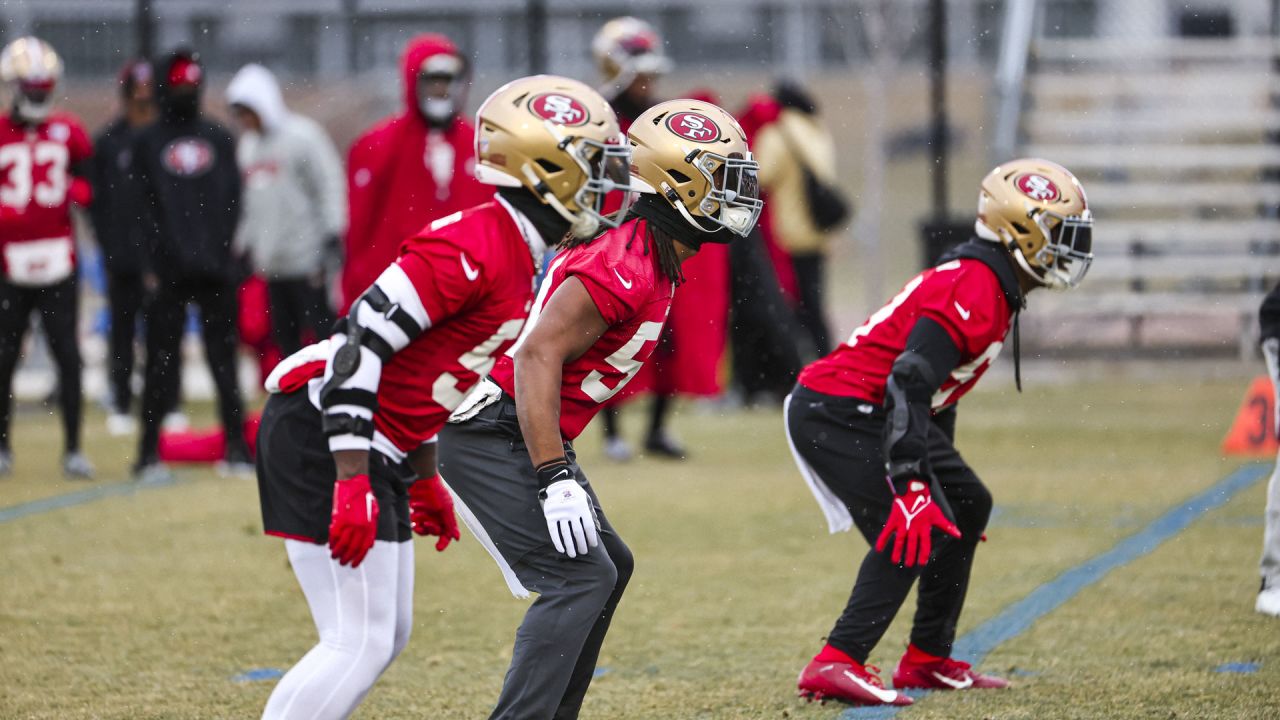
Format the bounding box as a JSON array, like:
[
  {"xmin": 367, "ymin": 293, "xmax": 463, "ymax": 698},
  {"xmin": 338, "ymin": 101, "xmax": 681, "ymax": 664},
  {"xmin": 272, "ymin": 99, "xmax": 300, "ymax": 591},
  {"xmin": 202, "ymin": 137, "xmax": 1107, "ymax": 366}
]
[{"xmin": 262, "ymin": 539, "xmax": 414, "ymax": 720}]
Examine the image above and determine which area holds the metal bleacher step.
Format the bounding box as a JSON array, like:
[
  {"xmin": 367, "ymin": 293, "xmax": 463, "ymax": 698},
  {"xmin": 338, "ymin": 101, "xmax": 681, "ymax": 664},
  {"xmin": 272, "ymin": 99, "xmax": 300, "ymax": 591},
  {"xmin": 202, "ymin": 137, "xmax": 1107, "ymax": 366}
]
[
  {"xmin": 1085, "ymin": 253, "xmax": 1280, "ymax": 282},
  {"xmin": 1034, "ymin": 36, "xmax": 1280, "ymax": 63},
  {"xmin": 1025, "ymin": 109, "xmax": 1280, "ymax": 140},
  {"xmin": 1024, "ymin": 144, "xmax": 1280, "ymax": 172},
  {"xmin": 1093, "ymin": 219, "xmax": 1280, "ymax": 249},
  {"xmin": 1028, "ymin": 72, "xmax": 1279, "ymax": 100},
  {"xmin": 1086, "ymin": 182, "xmax": 1280, "ymax": 211}
]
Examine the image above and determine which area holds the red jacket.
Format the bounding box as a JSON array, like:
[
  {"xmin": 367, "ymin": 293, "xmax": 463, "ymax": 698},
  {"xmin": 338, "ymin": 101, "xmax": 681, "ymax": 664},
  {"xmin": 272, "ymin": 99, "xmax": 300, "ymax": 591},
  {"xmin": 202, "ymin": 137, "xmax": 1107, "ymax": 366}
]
[{"xmin": 340, "ymin": 34, "xmax": 490, "ymax": 310}]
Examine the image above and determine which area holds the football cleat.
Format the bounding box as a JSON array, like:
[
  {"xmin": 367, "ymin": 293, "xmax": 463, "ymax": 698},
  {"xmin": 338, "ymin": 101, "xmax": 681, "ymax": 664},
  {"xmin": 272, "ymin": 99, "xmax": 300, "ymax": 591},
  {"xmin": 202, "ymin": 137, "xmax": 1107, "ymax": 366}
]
[
  {"xmin": 133, "ymin": 460, "xmax": 174, "ymax": 485},
  {"xmin": 643, "ymin": 430, "xmax": 687, "ymax": 460},
  {"xmin": 603, "ymin": 436, "xmax": 634, "ymax": 463},
  {"xmin": 797, "ymin": 658, "xmax": 913, "ymax": 707},
  {"xmin": 62, "ymin": 452, "xmax": 95, "ymax": 480},
  {"xmin": 1257, "ymin": 585, "xmax": 1280, "ymax": 617},
  {"xmin": 106, "ymin": 412, "xmax": 137, "ymax": 437},
  {"xmin": 893, "ymin": 653, "xmax": 1009, "ymax": 691}
]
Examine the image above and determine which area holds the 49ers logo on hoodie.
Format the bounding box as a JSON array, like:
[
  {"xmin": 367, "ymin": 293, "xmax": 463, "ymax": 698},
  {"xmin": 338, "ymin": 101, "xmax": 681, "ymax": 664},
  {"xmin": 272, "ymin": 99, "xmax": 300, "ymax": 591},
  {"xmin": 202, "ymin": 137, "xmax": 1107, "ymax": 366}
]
[
  {"xmin": 529, "ymin": 93, "xmax": 590, "ymax": 127},
  {"xmin": 161, "ymin": 137, "xmax": 215, "ymax": 178}
]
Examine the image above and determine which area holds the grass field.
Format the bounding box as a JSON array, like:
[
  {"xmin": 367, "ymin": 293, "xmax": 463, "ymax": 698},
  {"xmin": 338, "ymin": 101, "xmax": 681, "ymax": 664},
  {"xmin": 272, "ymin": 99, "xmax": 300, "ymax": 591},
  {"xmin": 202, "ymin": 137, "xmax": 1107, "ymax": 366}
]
[{"xmin": 1, "ymin": 374, "xmax": 1278, "ymax": 719}]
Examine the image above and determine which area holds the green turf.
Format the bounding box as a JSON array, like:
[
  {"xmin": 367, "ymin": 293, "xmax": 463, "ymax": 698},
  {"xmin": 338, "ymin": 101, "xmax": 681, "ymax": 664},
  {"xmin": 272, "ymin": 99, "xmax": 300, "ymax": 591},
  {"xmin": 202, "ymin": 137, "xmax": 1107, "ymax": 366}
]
[{"xmin": 0, "ymin": 377, "xmax": 1273, "ymax": 718}]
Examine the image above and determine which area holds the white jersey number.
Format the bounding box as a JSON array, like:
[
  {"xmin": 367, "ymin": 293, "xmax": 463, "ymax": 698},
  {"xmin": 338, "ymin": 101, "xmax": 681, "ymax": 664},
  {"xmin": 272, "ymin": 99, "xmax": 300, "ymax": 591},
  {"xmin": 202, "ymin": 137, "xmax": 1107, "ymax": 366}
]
[
  {"xmin": 581, "ymin": 321, "xmax": 664, "ymax": 403},
  {"xmin": 432, "ymin": 318, "xmax": 525, "ymax": 410},
  {"xmin": 0, "ymin": 142, "xmax": 69, "ymax": 210}
]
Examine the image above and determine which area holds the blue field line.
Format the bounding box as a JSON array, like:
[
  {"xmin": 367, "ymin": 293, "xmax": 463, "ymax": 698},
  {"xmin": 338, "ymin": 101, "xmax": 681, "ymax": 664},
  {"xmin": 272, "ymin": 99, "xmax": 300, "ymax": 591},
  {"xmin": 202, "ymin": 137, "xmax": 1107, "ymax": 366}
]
[
  {"xmin": 839, "ymin": 462, "xmax": 1269, "ymax": 720},
  {"xmin": 0, "ymin": 473, "xmax": 185, "ymax": 524}
]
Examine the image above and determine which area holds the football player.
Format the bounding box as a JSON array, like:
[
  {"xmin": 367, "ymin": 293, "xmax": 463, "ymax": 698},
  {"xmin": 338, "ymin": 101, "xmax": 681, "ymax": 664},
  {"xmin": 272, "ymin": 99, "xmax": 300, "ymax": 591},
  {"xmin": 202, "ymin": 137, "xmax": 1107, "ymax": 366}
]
[
  {"xmin": 787, "ymin": 159, "xmax": 1092, "ymax": 706},
  {"xmin": 592, "ymin": 17, "xmax": 731, "ymax": 462},
  {"xmin": 0, "ymin": 37, "xmax": 95, "ymax": 479},
  {"xmin": 437, "ymin": 99, "xmax": 761, "ymax": 720},
  {"xmin": 253, "ymin": 75, "xmax": 632, "ymax": 720}
]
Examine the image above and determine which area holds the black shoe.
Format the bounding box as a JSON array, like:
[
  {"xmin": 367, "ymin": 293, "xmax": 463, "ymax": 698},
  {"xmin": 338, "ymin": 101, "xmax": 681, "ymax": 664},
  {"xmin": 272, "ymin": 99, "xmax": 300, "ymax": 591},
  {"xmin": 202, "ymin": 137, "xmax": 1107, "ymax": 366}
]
[{"xmin": 644, "ymin": 431, "xmax": 687, "ymax": 460}]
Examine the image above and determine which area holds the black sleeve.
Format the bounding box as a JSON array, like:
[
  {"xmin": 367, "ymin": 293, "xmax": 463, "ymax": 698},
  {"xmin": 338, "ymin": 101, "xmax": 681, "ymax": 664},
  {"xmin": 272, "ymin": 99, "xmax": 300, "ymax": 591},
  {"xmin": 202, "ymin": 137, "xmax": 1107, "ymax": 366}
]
[
  {"xmin": 882, "ymin": 317, "xmax": 962, "ymax": 494},
  {"xmin": 1261, "ymin": 282, "xmax": 1280, "ymax": 343},
  {"xmin": 130, "ymin": 132, "xmax": 160, "ymax": 274},
  {"xmin": 86, "ymin": 133, "xmax": 109, "ymax": 241}
]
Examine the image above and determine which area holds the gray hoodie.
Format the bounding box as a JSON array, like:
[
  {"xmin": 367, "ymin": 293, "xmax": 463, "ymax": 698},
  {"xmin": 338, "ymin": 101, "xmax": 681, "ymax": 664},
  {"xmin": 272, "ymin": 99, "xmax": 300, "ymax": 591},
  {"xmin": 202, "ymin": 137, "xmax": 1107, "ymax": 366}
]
[{"xmin": 227, "ymin": 64, "xmax": 346, "ymax": 279}]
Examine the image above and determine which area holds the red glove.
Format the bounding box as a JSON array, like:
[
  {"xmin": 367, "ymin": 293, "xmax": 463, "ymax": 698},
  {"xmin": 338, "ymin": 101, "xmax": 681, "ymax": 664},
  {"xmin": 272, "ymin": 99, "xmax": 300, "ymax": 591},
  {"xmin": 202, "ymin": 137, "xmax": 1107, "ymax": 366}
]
[
  {"xmin": 874, "ymin": 479, "xmax": 961, "ymax": 567},
  {"xmin": 409, "ymin": 475, "xmax": 461, "ymax": 552},
  {"xmin": 68, "ymin": 177, "xmax": 93, "ymax": 207},
  {"xmin": 329, "ymin": 474, "xmax": 379, "ymax": 567}
]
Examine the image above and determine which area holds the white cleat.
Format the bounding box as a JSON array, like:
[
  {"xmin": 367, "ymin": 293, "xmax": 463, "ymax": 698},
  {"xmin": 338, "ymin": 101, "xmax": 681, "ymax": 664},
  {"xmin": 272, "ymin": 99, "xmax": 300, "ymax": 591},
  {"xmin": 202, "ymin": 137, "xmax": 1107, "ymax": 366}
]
[
  {"xmin": 161, "ymin": 412, "xmax": 190, "ymax": 432},
  {"xmin": 1256, "ymin": 586, "xmax": 1280, "ymax": 617},
  {"xmin": 63, "ymin": 452, "xmax": 96, "ymax": 480},
  {"xmin": 106, "ymin": 413, "xmax": 137, "ymax": 436},
  {"xmin": 603, "ymin": 437, "xmax": 633, "ymax": 463}
]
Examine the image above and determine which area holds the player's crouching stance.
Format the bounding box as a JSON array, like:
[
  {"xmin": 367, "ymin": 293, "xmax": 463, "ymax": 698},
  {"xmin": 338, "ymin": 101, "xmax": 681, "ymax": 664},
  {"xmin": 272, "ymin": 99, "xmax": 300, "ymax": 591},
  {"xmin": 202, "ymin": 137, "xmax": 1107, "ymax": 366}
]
[
  {"xmin": 438, "ymin": 99, "xmax": 761, "ymax": 720},
  {"xmin": 252, "ymin": 75, "xmax": 630, "ymax": 720},
  {"xmin": 788, "ymin": 159, "xmax": 1092, "ymax": 707}
]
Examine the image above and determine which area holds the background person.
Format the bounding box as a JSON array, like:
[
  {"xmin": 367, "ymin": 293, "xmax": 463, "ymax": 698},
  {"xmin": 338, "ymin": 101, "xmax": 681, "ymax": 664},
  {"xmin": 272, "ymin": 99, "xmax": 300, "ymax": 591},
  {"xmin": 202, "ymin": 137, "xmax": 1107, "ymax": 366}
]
[
  {"xmin": 753, "ymin": 79, "xmax": 845, "ymax": 357},
  {"xmin": 131, "ymin": 48, "xmax": 247, "ymax": 480},
  {"xmin": 0, "ymin": 37, "xmax": 95, "ymax": 479},
  {"xmin": 90, "ymin": 59, "xmax": 156, "ymax": 437},
  {"xmin": 339, "ymin": 33, "xmax": 488, "ymax": 311},
  {"xmin": 226, "ymin": 63, "xmax": 345, "ymax": 356}
]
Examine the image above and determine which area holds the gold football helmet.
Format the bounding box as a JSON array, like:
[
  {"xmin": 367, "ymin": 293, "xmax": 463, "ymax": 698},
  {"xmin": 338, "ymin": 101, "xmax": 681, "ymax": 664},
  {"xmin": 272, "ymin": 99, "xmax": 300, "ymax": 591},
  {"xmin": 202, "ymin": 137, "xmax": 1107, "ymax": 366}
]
[
  {"xmin": 592, "ymin": 16, "xmax": 672, "ymax": 99},
  {"xmin": 628, "ymin": 99, "xmax": 762, "ymax": 237},
  {"xmin": 975, "ymin": 158, "xmax": 1092, "ymax": 289},
  {"xmin": 473, "ymin": 74, "xmax": 632, "ymax": 238},
  {"xmin": 1, "ymin": 36, "xmax": 62, "ymax": 122}
]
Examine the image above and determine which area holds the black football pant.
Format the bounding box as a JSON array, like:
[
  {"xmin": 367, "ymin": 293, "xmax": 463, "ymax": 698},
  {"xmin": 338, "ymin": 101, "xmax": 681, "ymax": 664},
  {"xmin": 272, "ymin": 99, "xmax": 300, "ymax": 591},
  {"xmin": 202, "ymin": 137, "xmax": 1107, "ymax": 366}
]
[
  {"xmin": 0, "ymin": 277, "xmax": 82, "ymax": 454},
  {"xmin": 106, "ymin": 269, "xmax": 145, "ymax": 414},
  {"xmin": 785, "ymin": 384, "xmax": 992, "ymax": 662},
  {"xmin": 267, "ymin": 276, "xmax": 334, "ymax": 355},
  {"xmin": 439, "ymin": 394, "xmax": 632, "ymax": 720},
  {"xmin": 137, "ymin": 278, "xmax": 246, "ymax": 464},
  {"xmin": 791, "ymin": 252, "xmax": 831, "ymax": 357}
]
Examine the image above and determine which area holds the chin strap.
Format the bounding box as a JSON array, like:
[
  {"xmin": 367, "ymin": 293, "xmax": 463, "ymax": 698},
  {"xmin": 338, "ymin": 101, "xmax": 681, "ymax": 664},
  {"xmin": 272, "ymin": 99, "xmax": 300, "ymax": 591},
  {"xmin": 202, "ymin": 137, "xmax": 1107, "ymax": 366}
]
[{"xmin": 519, "ymin": 164, "xmax": 598, "ymax": 239}]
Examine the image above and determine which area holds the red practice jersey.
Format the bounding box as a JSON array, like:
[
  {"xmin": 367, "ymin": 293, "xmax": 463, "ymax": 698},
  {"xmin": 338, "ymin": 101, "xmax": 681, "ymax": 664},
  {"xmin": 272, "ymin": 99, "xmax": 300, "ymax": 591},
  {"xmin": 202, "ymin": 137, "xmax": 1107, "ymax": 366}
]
[
  {"xmin": 0, "ymin": 112, "xmax": 92, "ymax": 276},
  {"xmin": 799, "ymin": 258, "xmax": 1012, "ymax": 410},
  {"xmin": 336, "ymin": 197, "xmax": 540, "ymax": 456},
  {"xmin": 490, "ymin": 218, "xmax": 676, "ymax": 441}
]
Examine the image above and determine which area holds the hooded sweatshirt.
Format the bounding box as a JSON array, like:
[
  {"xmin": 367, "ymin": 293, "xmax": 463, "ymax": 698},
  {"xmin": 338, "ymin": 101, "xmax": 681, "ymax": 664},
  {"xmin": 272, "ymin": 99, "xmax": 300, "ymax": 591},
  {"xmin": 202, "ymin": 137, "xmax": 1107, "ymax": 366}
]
[
  {"xmin": 132, "ymin": 49, "xmax": 241, "ymax": 281},
  {"xmin": 339, "ymin": 33, "xmax": 490, "ymax": 310},
  {"xmin": 226, "ymin": 64, "xmax": 346, "ymax": 279}
]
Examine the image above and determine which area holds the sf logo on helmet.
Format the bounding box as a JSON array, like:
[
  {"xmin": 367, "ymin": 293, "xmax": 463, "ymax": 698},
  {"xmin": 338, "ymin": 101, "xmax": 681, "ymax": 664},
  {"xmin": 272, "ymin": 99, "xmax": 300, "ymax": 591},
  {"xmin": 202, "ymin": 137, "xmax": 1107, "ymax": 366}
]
[
  {"xmin": 665, "ymin": 111, "xmax": 721, "ymax": 143},
  {"xmin": 530, "ymin": 93, "xmax": 590, "ymax": 127},
  {"xmin": 1015, "ymin": 173, "xmax": 1061, "ymax": 202}
]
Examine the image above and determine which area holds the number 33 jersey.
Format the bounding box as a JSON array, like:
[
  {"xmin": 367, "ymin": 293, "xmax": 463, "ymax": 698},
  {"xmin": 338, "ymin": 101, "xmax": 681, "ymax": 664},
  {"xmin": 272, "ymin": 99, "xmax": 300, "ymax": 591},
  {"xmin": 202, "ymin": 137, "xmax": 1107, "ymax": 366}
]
[
  {"xmin": 0, "ymin": 112, "xmax": 92, "ymax": 260},
  {"xmin": 489, "ymin": 217, "xmax": 675, "ymax": 441}
]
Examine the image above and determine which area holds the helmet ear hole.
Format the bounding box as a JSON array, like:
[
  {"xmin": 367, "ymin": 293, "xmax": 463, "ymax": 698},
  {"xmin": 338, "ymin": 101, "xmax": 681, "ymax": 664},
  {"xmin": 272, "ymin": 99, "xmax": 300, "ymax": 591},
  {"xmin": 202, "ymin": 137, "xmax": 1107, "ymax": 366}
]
[
  {"xmin": 1010, "ymin": 221, "xmax": 1029, "ymax": 235},
  {"xmin": 668, "ymin": 169, "xmax": 692, "ymax": 184},
  {"xmin": 536, "ymin": 159, "xmax": 562, "ymax": 173}
]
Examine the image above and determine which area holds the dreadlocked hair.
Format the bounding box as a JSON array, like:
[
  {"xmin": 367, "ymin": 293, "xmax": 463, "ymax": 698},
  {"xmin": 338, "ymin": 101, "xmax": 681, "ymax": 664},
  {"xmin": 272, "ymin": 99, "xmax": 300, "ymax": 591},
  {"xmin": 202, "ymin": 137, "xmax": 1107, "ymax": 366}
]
[{"xmin": 558, "ymin": 219, "xmax": 686, "ymax": 286}]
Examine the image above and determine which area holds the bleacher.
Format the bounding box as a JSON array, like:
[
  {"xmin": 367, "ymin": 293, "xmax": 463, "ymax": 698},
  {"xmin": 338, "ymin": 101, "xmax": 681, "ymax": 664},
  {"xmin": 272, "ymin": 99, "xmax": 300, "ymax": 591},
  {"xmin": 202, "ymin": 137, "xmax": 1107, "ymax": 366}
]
[{"xmin": 1017, "ymin": 36, "xmax": 1280, "ymax": 357}]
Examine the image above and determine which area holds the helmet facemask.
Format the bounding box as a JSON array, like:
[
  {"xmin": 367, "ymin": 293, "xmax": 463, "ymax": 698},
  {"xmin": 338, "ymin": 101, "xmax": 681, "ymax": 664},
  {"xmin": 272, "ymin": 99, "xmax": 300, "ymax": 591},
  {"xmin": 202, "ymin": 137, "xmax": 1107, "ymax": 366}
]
[
  {"xmin": 675, "ymin": 150, "xmax": 762, "ymax": 237},
  {"xmin": 14, "ymin": 79, "xmax": 54, "ymax": 122},
  {"xmin": 524, "ymin": 120, "xmax": 633, "ymax": 239},
  {"xmin": 1020, "ymin": 206, "xmax": 1093, "ymax": 290}
]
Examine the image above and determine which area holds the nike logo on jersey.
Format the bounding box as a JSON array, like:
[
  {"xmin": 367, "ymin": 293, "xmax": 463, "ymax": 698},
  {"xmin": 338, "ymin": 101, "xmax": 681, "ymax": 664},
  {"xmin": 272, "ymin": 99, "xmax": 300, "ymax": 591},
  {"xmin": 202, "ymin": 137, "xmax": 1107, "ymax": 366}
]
[
  {"xmin": 842, "ymin": 670, "xmax": 900, "ymax": 703},
  {"xmin": 461, "ymin": 253, "xmax": 479, "ymax": 282},
  {"xmin": 931, "ymin": 671, "xmax": 973, "ymax": 689},
  {"xmin": 953, "ymin": 301, "xmax": 971, "ymax": 320},
  {"xmin": 613, "ymin": 268, "xmax": 632, "ymax": 289}
]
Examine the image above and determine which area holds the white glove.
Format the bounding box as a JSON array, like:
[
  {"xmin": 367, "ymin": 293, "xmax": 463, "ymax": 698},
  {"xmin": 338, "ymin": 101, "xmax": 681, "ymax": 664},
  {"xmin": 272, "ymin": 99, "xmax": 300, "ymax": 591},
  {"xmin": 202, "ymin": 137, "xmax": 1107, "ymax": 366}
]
[
  {"xmin": 540, "ymin": 477, "xmax": 600, "ymax": 558},
  {"xmin": 264, "ymin": 337, "xmax": 334, "ymax": 393}
]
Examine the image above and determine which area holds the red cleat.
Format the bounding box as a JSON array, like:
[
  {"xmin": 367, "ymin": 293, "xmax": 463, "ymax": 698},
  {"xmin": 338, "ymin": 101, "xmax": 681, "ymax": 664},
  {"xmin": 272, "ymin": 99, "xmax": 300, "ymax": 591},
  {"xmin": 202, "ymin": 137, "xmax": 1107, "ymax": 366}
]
[
  {"xmin": 892, "ymin": 652, "xmax": 1009, "ymax": 691},
  {"xmin": 797, "ymin": 658, "xmax": 914, "ymax": 706}
]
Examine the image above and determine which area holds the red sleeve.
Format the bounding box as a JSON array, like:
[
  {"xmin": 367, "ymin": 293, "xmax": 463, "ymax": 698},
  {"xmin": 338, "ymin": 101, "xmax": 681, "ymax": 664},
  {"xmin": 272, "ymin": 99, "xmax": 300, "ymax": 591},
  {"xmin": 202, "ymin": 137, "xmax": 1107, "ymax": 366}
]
[
  {"xmin": 564, "ymin": 253, "xmax": 647, "ymax": 326},
  {"xmin": 396, "ymin": 236, "xmax": 484, "ymax": 324},
  {"xmin": 68, "ymin": 119, "xmax": 93, "ymax": 164},
  {"xmin": 916, "ymin": 261, "xmax": 1008, "ymax": 357},
  {"xmin": 66, "ymin": 118, "xmax": 93, "ymax": 207}
]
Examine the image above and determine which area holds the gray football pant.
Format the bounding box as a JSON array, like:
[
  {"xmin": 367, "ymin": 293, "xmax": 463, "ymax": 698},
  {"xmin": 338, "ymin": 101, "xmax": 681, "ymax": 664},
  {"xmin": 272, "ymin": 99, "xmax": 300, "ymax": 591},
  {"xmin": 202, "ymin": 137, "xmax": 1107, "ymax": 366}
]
[
  {"xmin": 1262, "ymin": 339, "xmax": 1280, "ymax": 590},
  {"xmin": 437, "ymin": 399, "xmax": 633, "ymax": 720}
]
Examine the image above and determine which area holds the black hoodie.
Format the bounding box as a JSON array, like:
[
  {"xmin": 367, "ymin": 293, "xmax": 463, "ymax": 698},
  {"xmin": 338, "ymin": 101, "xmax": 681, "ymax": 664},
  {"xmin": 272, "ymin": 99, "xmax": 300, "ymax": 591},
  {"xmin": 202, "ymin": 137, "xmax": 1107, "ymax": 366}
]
[{"xmin": 131, "ymin": 49, "xmax": 241, "ymax": 281}]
